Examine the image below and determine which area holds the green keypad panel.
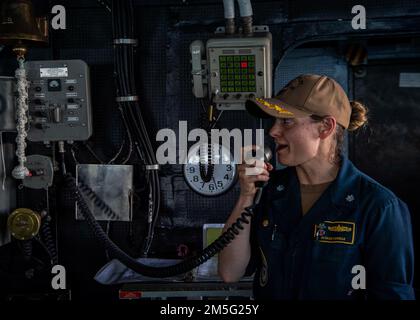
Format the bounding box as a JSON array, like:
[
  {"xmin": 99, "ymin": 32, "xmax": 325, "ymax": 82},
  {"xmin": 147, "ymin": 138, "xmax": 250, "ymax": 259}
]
[{"xmin": 219, "ymin": 55, "xmax": 256, "ymax": 93}]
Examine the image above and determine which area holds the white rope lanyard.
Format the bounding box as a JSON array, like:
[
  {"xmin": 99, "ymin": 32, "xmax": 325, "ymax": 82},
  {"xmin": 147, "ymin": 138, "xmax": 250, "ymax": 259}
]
[{"xmin": 12, "ymin": 56, "xmax": 30, "ymax": 180}]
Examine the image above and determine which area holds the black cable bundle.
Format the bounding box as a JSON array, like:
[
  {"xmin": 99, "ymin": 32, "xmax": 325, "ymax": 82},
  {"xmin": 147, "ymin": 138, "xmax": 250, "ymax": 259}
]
[{"xmin": 111, "ymin": 0, "xmax": 160, "ymax": 256}]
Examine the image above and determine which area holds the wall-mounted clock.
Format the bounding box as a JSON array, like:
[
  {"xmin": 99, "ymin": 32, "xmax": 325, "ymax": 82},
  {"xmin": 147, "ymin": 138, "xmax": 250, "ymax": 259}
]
[{"xmin": 184, "ymin": 143, "xmax": 237, "ymax": 196}]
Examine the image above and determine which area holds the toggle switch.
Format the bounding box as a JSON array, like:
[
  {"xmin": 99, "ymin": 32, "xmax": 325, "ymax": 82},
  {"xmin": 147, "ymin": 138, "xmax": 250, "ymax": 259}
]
[{"xmin": 53, "ymin": 107, "xmax": 62, "ymax": 123}]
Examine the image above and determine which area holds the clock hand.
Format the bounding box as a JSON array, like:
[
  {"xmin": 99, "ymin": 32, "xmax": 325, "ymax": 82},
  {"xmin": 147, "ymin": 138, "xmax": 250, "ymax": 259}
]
[{"xmin": 212, "ymin": 176, "xmax": 218, "ymax": 189}]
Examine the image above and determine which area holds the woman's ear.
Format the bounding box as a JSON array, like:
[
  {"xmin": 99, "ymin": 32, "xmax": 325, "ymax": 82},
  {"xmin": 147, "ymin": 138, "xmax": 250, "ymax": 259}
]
[{"xmin": 319, "ymin": 116, "xmax": 336, "ymax": 139}]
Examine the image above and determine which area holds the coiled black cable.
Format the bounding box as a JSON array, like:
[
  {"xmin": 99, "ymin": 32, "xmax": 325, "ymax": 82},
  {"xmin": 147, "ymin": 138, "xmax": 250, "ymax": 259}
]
[
  {"xmin": 76, "ymin": 180, "xmax": 120, "ymax": 220},
  {"xmin": 66, "ymin": 173, "xmax": 257, "ymax": 278},
  {"xmin": 21, "ymin": 240, "xmax": 33, "ymax": 261},
  {"xmin": 198, "ymin": 143, "xmax": 214, "ymax": 183},
  {"xmin": 39, "ymin": 217, "xmax": 58, "ymax": 265},
  {"xmin": 198, "ymin": 105, "xmax": 218, "ymax": 183}
]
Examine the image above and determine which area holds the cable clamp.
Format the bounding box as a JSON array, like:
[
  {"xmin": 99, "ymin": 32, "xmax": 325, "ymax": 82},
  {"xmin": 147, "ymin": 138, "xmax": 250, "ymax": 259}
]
[
  {"xmin": 115, "ymin": 95, "xmax": 139, "ymax": 102},
  {"xmin": 113, "ymin": 38, "xmax": 138, "ymax": 45},
  {"xmin": 145, "ymin": 164, "xmax": 159, "ymax": 170}
]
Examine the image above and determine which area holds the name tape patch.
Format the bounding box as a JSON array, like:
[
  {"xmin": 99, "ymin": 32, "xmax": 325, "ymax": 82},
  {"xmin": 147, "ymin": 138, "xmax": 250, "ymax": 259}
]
[{"xmin": 314, "ymin": 221, "xmax": 355, "ymax": 245}]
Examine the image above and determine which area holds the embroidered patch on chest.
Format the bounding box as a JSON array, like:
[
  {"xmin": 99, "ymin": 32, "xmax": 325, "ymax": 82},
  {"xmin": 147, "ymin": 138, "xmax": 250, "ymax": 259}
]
[{"xmin": 314, "ymin": 221, "xmax": 355, "ymax": 245}]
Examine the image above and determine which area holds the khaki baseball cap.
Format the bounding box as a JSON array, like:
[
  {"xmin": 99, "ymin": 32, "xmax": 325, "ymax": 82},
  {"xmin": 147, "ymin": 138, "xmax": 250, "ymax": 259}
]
[{"xmin": 245, "ymin": 74, "xmax": 352, "ymax": 129}]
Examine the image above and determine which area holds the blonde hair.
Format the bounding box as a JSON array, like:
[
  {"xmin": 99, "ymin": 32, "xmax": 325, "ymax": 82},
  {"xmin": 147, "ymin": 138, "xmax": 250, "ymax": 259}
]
[
  {"xmin": 332, "ymin": 100, "xmax": 368, "ymax": 163},
  {"xmin": 348, "ymin": 101, "xmax": 368, "ymax": 131}
]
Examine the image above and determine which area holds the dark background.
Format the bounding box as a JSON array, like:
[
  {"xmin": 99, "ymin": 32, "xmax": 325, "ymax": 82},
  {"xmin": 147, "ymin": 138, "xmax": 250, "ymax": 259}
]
[{"xmin": 0, "ymin": 0, "xmax": 419, "ymax": 300}]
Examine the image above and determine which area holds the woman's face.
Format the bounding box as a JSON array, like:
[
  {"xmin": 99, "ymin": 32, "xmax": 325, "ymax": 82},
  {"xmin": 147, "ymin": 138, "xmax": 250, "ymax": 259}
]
[{"xmin": 269, "ymin": 117, "xmax": 322, "ymax": 166}]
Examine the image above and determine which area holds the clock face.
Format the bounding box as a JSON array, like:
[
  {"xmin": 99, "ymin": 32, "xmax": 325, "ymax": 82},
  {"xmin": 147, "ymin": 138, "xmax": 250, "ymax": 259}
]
[{"xmin": 184, "ymin": 143, "xmax": 237, "ymax": 196}]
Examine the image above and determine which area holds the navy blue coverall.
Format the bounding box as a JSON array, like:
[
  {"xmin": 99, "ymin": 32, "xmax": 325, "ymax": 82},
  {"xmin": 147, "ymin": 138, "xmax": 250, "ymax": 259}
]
[{"xmin": 248, "ymin": 157, "xmax": 415, "ymax": 299}]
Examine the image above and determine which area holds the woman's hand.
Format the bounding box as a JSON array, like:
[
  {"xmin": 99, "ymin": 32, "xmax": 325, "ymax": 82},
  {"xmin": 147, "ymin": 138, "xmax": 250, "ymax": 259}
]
[{"xmin": 238, "ymin": 146, "xmax": 273, "ymax": 197}]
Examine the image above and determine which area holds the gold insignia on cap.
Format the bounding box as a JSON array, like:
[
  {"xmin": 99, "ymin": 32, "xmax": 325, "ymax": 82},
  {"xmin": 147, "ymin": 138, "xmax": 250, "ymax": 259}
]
[
  {"xmin": 262, "ymin": 219, "xmax": 269, "ymax": 227},
  {"xmin": 256, "ymin": 98, "xmax": 294, "ymax": 116}
]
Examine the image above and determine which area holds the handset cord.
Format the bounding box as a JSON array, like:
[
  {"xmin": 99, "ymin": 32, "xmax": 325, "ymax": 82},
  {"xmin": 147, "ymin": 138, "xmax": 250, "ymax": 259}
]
[{"xmin": 65, "ymin": 173, "xmax": 259, "ymax": 278}]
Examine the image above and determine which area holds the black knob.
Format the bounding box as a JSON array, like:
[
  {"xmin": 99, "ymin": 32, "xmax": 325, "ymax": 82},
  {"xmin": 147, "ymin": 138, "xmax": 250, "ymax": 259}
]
[
  {"xmin": 68, "ymin": 86, "xmax": 74, "ymax": 91},
  {"xmin": 67, "ymin": 98, "xmax": 75, "ymax": 103},
  {"xmin": 223, "ymin": 94, "xmax": 229, "ymax": 99},
  {"xmin": 35, "ymin": 123, "xmax": 44, "ymax": 130},
  {"xmin": 235, "ymin": 94, "xmax": 241, "ymax": 99},
  {"xmin": 35, "ymin": 86, "xmax": 42, "ymax": 92},
  {"xmin": 248, "ymin": 94, "xmax": 255, "ymax": 99},
  {"xmin": 258, "ymin": 71, "xmax": 264, "ymax": 76},
  {"xmin": 34, "ymin": 99, "xmax": 42, "ymax": 105},
  {"xmin": 31, "ymin": 169, "xmax": 45, "ymax": 176}
]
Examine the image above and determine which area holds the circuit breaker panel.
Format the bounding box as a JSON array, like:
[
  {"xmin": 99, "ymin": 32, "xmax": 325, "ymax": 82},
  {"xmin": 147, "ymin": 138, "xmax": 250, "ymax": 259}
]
[{"xmin": 25, "ymin": 60, "xmax": 92, "ymax": 142}]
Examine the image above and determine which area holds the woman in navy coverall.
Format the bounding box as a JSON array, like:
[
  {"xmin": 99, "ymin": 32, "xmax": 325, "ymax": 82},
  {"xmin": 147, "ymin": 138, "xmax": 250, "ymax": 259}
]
[{"xmin": 218, "ymin": 74, "xmax": 415, "ymax": 300}]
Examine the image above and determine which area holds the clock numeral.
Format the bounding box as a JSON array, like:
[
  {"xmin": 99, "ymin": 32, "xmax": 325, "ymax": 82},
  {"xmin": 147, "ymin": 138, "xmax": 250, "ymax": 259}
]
[
  {"xmin": 189, "ymin": 167, "xmax": 195, "ymax": 174},
  {"xmin": 217, "ymin": 181, "xmax": 223, "ymax": 188},
  {"xmin": 209, "ymin": 184, "xmax": 215, "ymax": 191},
  {"xmin": 224, "ymin": 174, "xmax": 230, "ymax": 180},
  {"xmin": 193, "ymin": 176, "xmax": 199, "ymax": 182},
  {"xmin": 227, "ymin": 165, "xmax": 232, "ymax": 171}
]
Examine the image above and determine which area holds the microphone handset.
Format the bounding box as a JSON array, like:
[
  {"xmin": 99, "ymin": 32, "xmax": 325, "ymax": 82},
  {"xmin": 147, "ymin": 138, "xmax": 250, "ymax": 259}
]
[{"xmin": 253, "ymin": 146, "xmax": 273, "ymax": 205}]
